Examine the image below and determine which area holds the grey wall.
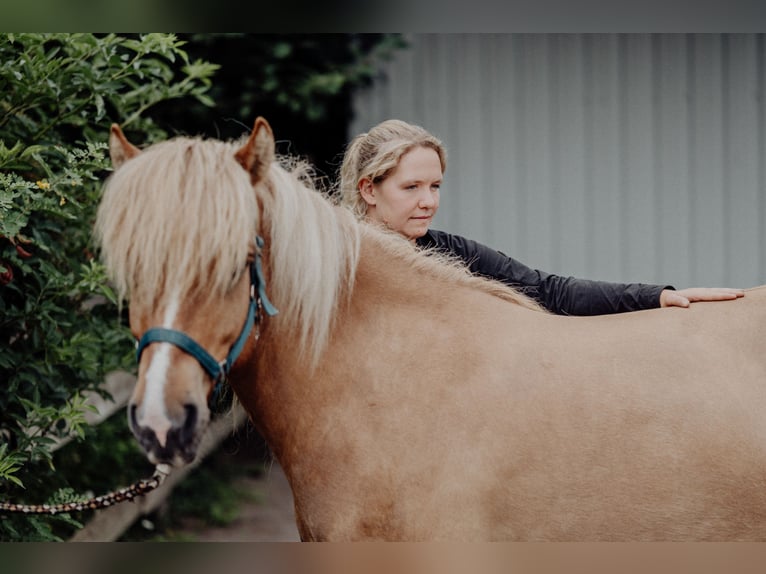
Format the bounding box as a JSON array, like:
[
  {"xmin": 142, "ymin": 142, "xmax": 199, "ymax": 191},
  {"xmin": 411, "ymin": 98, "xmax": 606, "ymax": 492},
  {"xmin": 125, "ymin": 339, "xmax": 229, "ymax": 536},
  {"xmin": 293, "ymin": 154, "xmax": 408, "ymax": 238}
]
[{"xmin": 349, "ymin": 34, "xmax": 766, "ymax": 289}]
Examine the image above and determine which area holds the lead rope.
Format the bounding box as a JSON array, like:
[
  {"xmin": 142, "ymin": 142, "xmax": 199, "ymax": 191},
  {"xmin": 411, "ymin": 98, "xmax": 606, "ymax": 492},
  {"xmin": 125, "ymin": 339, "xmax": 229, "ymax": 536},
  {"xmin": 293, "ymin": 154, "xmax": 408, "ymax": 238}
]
[{"xmin": 0, "ymin": 464, "xmax": 171, "ymax": 515}]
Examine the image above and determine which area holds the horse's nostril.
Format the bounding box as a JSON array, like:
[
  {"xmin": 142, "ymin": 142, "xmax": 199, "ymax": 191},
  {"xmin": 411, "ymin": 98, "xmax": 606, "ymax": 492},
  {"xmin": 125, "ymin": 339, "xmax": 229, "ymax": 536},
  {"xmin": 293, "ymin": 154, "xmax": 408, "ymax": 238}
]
[
  {"xmin": 181, "ymin": 404, "xmax": 197, "ymax": 443},
  {"xmin": 129, "ymin": 404, "xmax": 138, "ymax": 430}
]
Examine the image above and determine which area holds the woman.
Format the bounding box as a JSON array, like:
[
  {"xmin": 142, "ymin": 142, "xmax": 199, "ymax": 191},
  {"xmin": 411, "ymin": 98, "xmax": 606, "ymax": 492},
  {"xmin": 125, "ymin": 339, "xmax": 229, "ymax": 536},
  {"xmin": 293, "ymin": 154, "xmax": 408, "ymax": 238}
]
[{"xmin": 338, "ymin": 119, "xmax": 743, "ymax": 315}]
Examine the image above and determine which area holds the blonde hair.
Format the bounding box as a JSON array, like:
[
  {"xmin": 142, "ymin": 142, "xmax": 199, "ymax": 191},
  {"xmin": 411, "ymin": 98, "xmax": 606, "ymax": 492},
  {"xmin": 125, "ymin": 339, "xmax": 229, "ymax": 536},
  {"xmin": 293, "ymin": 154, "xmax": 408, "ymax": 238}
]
[
  {"xmin": 338, "ymin": 119, "xmax": 447, "ymax": 218},
  {"xmin": 95, "ymin": 137, "xmax": 258, "ymax": 306}
]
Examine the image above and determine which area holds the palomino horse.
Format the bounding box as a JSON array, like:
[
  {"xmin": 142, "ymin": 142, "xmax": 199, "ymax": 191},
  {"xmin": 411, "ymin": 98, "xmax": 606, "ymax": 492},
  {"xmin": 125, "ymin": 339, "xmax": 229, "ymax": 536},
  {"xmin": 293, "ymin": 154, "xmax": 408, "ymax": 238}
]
[{"xmin": 96, "ymin": 118, "xmax": 766, "ymax": 541}]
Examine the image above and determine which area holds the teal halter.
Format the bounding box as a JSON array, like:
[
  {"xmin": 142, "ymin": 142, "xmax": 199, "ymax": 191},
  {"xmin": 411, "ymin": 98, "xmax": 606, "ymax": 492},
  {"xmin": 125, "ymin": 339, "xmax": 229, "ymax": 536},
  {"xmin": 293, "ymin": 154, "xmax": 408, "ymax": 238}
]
[{"xmin": 135, "ymin": 236, "xmax": 278, "ymax": 405}]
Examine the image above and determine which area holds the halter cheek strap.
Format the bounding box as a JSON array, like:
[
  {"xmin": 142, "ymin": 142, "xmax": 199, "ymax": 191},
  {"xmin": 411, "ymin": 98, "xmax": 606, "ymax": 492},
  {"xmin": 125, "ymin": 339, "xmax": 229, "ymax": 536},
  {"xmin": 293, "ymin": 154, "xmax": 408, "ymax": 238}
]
[
  {"xmin": 254, "ymin": 235, "xmax": 278, "ymax": 316},
  {"xmin": 135, "ymin": 236, "xmax": 278, "ymax": 403}
]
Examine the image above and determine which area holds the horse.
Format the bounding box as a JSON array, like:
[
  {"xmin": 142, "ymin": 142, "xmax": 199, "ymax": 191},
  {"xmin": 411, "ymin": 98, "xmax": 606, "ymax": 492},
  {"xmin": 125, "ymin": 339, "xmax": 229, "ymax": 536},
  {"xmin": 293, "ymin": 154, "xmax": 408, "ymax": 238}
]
[{"xmin": 95, "ymin": 117, "xmax": 766, "ymax": 541}]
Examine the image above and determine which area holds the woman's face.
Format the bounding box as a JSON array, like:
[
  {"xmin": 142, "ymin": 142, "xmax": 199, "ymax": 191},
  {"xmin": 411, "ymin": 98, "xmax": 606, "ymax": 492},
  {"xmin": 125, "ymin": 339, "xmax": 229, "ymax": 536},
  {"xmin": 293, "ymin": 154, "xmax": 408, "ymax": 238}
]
[{"xmin": 361, "ymin": 146, "xmax": 442, "ymax": 240}]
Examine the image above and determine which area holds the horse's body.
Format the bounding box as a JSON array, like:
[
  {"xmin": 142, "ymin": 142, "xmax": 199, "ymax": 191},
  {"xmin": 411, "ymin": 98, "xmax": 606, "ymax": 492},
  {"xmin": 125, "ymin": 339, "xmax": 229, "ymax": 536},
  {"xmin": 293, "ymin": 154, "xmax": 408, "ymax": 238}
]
[
  {"xmin": 245, "ymin": 233, "xmax": 766, "ymax": 541},
  {"xmin": 97, "ymin": 118, "xmax": 766, "ymax": 540}
]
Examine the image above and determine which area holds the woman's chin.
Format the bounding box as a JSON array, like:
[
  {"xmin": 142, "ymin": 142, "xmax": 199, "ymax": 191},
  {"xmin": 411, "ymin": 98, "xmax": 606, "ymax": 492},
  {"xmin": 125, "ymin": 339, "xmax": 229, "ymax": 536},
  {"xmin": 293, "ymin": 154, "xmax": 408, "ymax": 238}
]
[{"xmin": 407, "ymin": 218, "xmax": 431, "ymax": 235}]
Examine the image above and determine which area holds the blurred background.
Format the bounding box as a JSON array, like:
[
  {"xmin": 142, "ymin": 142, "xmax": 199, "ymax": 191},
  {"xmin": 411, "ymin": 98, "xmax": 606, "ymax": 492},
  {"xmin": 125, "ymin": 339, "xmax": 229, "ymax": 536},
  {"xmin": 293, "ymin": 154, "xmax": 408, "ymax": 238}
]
[{"xmin": 351, "ymin": 34, "xmax": 766, "ymax": 289}]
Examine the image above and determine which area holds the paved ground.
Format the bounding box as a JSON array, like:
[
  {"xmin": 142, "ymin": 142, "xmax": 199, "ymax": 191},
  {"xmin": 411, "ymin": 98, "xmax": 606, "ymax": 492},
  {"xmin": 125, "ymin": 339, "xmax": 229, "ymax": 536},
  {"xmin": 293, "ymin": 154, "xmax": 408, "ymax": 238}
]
[
  {"xmin": 167, "ymin": 423, "xmax": 301, "ymax": 542},
  {"xmin": 183, "ymin": 462, "xmax": 300, "ymax": 542}
]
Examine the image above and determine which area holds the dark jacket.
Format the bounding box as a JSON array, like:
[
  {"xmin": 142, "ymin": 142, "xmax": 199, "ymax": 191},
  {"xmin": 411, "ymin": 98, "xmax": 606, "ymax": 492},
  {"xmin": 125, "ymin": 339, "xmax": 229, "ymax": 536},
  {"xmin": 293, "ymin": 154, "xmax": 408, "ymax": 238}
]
[{"xmin": 416, "ymin": 229, "xmax": 673, "ymax": 316}]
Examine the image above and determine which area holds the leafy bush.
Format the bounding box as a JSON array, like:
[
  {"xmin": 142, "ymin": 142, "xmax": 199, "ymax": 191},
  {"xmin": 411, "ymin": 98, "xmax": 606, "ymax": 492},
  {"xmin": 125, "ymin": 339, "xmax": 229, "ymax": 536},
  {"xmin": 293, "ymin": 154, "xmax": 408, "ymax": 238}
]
[{"xmin": 0, "ymin": 33, "xmax": 216, "ymax": 541}]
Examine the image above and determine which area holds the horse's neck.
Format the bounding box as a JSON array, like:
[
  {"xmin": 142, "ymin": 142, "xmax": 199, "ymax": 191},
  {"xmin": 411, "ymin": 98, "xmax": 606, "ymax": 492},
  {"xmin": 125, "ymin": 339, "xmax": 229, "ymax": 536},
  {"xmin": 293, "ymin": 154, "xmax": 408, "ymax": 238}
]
[{"xmin": 239, "ymin": 230, "xmax": 526, "ymax": 461}]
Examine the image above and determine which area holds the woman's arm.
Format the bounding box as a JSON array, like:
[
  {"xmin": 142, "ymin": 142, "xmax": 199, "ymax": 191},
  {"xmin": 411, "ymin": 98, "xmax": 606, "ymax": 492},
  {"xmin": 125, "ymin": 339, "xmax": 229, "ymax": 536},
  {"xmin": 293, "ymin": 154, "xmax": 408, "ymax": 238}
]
[
  {"xmin": 420, "ymin": 229, "xmax": 743, "ymax": 314},
  {"xmin": 420, "ymin": 229, "xmax": 665, "ymax": 315}
]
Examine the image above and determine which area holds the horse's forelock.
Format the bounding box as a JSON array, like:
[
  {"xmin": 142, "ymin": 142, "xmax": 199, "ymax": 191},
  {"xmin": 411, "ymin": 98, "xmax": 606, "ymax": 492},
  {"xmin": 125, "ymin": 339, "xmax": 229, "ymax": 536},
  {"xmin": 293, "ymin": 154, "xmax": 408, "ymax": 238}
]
[{"xmin": 96, "ymin": 137, "xmax": 259, "ymax": 307}]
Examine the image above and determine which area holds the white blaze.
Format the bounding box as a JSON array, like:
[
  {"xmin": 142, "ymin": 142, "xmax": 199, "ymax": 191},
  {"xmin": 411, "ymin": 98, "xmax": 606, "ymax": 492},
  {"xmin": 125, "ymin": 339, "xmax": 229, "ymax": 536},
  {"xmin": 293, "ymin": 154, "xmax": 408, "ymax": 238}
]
[{"xmin": 141, "ymin": 294, "xmax": 181, "ymax": 447}]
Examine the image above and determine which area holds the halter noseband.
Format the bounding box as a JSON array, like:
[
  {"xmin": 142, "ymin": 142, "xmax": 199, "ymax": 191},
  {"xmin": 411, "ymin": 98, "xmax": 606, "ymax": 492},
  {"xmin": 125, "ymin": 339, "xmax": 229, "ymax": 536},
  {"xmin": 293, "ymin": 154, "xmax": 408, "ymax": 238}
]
[{"xmin": 135, "ymin": 236, "xmax": 278, "ymax": 404}]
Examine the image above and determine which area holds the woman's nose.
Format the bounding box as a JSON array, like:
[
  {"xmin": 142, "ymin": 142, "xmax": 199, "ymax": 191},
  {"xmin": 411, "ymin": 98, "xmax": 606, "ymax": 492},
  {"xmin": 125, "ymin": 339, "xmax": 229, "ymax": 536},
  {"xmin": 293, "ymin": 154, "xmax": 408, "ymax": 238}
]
[{"xmin": 419, "ymin": 190, "xmax": 436, "ymax": 208}]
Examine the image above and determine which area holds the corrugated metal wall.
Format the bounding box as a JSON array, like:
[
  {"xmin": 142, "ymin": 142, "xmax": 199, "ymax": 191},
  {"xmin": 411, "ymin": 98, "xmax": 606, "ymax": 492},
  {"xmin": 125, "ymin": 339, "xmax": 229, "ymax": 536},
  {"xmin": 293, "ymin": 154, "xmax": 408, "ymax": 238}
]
[{"xmin": 349, "ymin": 34, "xmax": 766, "ymax": 289}]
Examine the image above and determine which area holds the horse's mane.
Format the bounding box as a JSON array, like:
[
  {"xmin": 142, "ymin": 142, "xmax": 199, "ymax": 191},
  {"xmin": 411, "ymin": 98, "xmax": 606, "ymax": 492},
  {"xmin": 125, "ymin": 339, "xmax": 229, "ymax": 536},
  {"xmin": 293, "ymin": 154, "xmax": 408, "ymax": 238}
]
[
  {"xmin": 260, "ymin": 160, "xmax": 361, "ymax": 366},
  {"xmin": 357, "ymin": 224, "xmax": 546, "ymax": 312},
  {"xmin": 96, "ymin": 132, "xmax": 543, "ymax": 370}
]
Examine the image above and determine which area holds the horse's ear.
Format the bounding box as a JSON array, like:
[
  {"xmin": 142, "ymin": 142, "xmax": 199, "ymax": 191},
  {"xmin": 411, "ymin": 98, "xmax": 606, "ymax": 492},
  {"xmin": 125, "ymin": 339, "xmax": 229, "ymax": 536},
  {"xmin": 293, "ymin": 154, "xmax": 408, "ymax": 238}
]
[
  {"xmin": 235, "ymin": 117, "xmax": 275, "ymax": 183},
  {"xmin": 109, "ymin": 124, "xmax": 141, "ymax": 170}
]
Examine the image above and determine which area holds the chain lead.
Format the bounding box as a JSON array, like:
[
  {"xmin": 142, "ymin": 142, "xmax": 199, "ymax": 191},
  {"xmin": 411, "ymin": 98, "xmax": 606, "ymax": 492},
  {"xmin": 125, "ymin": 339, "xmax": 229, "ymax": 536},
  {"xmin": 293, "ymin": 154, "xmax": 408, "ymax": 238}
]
[{"xmin": 0, "ymin": 464, "xmax": 171, "ymax": 515}]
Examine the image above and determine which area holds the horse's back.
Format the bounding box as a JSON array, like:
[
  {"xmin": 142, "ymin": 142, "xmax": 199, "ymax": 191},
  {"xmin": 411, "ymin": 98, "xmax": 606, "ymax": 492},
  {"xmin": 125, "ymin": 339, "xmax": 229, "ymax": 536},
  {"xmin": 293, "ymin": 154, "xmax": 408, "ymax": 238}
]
[
  {"xmin": 344, "ymin": 285, "xmax": 766, "ymax": 540},
  {"xmin": 467, "ymin": 285, "xmax": 766, "ymax": 540}
]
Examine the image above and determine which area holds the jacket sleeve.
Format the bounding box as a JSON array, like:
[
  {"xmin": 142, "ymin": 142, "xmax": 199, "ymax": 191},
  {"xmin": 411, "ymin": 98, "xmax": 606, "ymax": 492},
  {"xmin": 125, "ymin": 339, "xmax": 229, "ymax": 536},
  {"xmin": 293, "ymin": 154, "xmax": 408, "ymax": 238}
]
[{"xmin": 424, "ymin": 230, "xmax": 673, "ymax": 315}]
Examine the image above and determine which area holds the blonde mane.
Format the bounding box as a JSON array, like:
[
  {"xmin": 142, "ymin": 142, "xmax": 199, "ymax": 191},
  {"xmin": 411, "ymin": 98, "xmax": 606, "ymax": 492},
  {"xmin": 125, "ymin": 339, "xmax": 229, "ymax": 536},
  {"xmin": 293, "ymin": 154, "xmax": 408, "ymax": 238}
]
[
  {"xmin": 259, "ymin": 161, "xmax": 361, "ymax": 366},
  {"xmin": 95, "ymin": 137, "xmax": 258, "ymax": 305},
  {"xmin": 96, "ymin": 132, "xmax": 542, "ymax": 370},
  {"xmin": 357, "ymin": 224, "xmax": 546, "ymax": 312}
]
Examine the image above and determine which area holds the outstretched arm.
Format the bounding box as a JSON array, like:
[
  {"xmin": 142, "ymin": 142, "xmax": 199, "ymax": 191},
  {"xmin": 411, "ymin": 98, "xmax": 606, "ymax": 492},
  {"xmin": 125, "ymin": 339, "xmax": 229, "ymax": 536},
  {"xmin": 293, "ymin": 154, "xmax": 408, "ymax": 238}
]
[{"xmin": 420, "ymin": 229, "xmax": 669, "ymax": 315}]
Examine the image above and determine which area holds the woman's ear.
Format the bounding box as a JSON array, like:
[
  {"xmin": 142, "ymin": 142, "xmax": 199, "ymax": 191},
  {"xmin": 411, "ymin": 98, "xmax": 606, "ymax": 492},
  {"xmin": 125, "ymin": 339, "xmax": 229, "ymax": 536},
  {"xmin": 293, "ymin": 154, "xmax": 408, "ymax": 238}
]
[{"xmin": 358, "ymin": 178, "xmax": 376, "ymax": 206}]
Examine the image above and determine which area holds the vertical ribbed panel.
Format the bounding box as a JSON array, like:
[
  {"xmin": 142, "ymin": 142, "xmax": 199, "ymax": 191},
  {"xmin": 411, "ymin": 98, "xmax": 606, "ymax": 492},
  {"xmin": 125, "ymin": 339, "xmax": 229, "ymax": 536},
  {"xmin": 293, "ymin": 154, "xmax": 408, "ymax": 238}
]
[{"xmin": 349, "ymin": 33, "xmax": 766, "ymax": 288}]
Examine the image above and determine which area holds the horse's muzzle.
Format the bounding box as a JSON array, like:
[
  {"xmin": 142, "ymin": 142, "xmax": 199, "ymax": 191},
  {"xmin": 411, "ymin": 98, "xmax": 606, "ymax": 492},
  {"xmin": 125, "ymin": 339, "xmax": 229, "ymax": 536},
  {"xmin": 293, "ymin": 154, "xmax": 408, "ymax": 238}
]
[{"xmin": 129, "ymin": 403, "xmax": 199, "ymax": 466}]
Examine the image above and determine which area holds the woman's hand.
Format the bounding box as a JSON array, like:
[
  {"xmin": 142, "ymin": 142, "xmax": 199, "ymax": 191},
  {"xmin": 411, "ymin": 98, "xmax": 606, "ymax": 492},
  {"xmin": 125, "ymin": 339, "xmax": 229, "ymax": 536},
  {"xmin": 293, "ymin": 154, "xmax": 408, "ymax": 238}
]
[{"xmin": 660, "ymin": 287, "xmax": 745, "ymax": 308}]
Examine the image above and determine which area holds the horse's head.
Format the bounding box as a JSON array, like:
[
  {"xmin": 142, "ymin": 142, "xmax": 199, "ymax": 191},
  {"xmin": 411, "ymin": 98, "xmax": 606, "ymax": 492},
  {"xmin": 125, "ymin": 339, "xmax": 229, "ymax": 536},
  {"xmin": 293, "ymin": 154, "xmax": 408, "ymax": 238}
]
[{"xmin": 99, "ymin": 118, "xmax": 276, "ymax": 466}]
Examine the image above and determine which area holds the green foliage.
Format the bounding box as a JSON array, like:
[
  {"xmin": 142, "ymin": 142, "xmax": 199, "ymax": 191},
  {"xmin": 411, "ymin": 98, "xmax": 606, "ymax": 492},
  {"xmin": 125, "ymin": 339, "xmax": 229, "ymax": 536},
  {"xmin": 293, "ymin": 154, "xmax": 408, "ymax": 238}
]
[
  {"xmin": 152, "ymin": 34, "xmax": 407, "ymax": 179},
  {"xmin": 0, "ymin": 33, "xmax": 216, "ymax": 541},
  {"xmin": 0, "ymin": 444, "xmax": 24, "ymax": 488},
  {"xmin": 175, "ymin": 33, "xmax": 404, "ymax": 123},
  {"xmin": 253, "ymin": 34, "xmax": 406, "ymax": 121}
]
